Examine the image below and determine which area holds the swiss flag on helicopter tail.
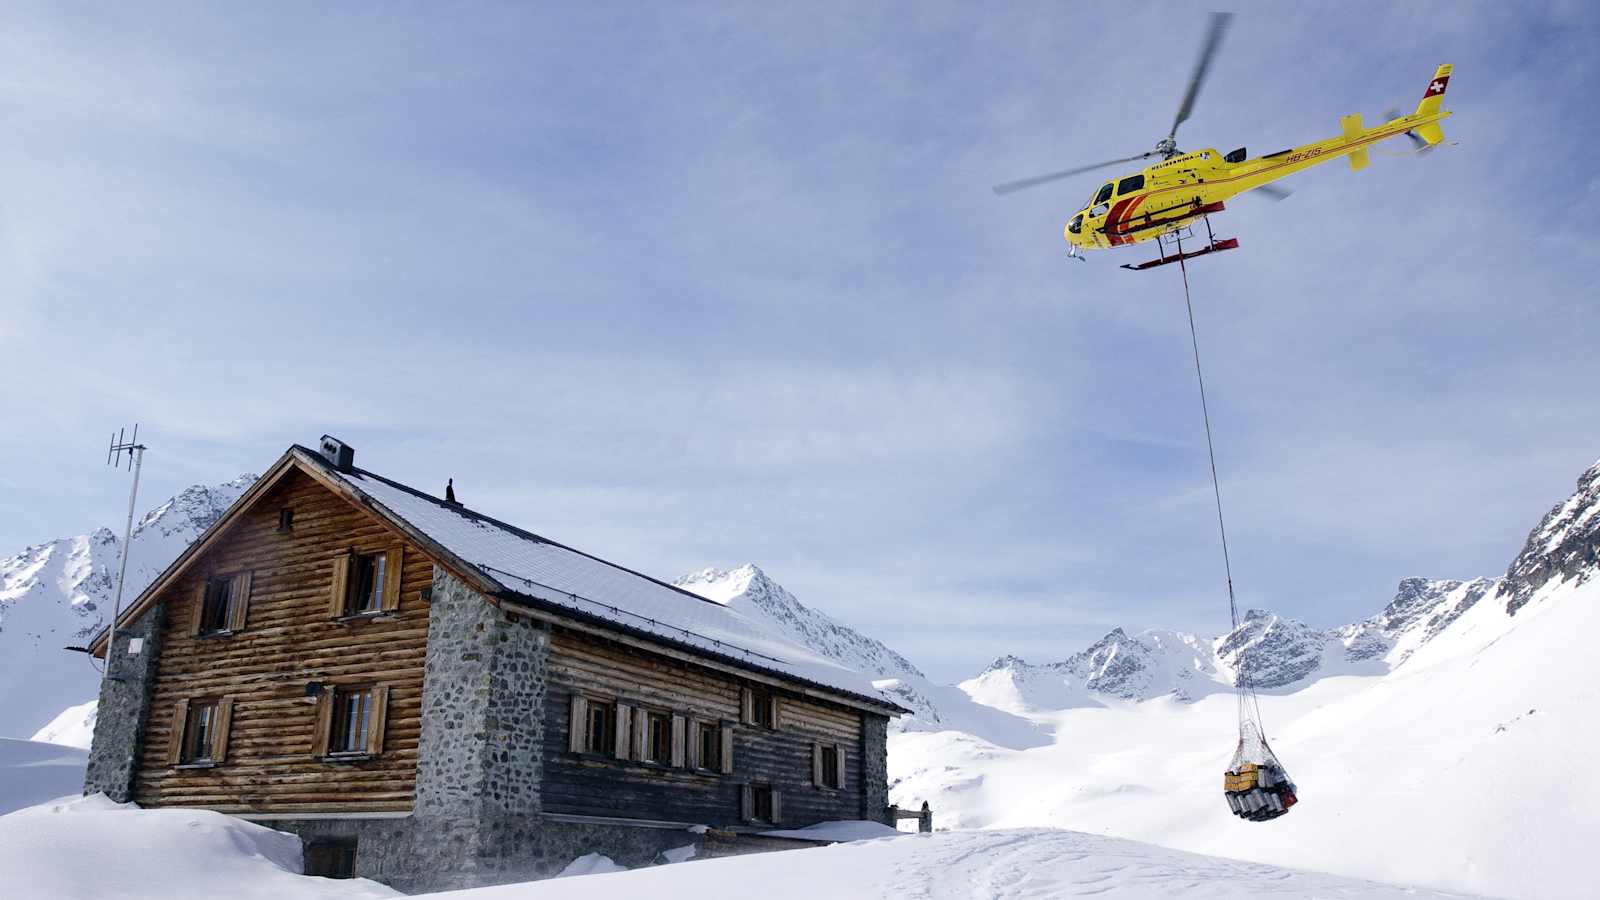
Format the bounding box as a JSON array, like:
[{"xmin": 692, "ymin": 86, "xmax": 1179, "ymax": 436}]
[{"xmin": 1415, "ymin": 64, "xmax": 1453, "ymax": 118}]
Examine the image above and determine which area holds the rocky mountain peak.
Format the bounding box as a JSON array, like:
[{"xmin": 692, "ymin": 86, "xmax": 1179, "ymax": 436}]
[{"xmin": 1500, "ymin": 458, "xmax": 1600, "ymax": 615}]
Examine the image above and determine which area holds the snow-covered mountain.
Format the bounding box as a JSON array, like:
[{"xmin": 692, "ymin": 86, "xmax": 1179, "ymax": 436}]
[
  {"xmin": 964, "ymin": 572, "xmax": 1505, "ymax": 712},
  {"xmin": 673, "ymin": 565, "xmax": 1049, "ymax": 750},
  {"xmin": 0, "ymin": 477, "xmax": 255, "ymax": 739}
]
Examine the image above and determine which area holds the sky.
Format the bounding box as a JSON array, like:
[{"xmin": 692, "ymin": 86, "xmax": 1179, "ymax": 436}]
[{"xmin": 2, "ymin": 1, "xmax": 1597, "ymax": 682}]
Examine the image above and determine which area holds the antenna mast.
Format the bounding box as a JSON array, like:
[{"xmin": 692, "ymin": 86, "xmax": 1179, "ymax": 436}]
[{"xmin": 103, "ymin": 425, "xmax": 148, "ymax": 681}]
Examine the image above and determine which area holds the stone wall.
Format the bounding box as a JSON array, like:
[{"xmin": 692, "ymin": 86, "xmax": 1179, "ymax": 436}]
[
  {"xmin": 861, "ymin": 713, "xmax": 889, "ymax": 824},
  {"xmin": 84, "ymin": 604, "xmax": 165, "ymax": 802}
]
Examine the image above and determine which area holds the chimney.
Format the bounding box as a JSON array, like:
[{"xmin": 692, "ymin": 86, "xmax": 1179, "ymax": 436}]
[
  {"xmin": 445, "ymin": 478, "xmax": 459, "ymax": 506},
  {"xmin": 317, "ymin": 435, "xmax": 355, "ymax": 472}
]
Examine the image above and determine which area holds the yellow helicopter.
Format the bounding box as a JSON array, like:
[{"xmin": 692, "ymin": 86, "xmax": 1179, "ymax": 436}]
[{"xmin": 994, "ymin": 13, "xmax": 1454, "ymax": 271}]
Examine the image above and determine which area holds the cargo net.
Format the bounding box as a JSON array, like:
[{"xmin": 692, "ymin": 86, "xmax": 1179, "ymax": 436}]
[{"xmin": 1223, "ymin": 720, "xmax": 1298, "ymax": 821}]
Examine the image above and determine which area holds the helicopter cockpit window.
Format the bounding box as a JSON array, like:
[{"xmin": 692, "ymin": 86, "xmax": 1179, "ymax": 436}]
[
  {"xmin": 1117, "ymin": 174, "xmax": 1145, "ymax": 195},
  {"xmin": 1093, "ymin": 183, "xmax": 1115, "ymax": 205},
  {"xmin": 1068, "ymin": 214, "xmax": 1083, "ymax": 234}
]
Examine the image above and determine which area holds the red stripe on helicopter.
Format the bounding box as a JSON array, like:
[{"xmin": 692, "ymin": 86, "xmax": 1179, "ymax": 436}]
[
  {"xmin": 1424, "ymin": 75, "xmax": 1449, "ymax": 97},
  {"xmin": 1105, "ymin": 195, "xmax": 1145, "ymax": 245}
]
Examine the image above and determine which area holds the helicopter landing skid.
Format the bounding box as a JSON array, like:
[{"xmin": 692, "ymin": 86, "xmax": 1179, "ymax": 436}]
[{"xmin": 1120, "ymin": 237, "xmax": 1239, "ymax": 271}]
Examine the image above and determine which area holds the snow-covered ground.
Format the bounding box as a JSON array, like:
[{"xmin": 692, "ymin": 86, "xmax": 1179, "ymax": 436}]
[
  {"xmin": 0, "ymin": 794, "xmax": 1471, "ymax": 899},
  {"xmin": 890, "ymin": 573, "xmax": 1599, "ymax": 900}
]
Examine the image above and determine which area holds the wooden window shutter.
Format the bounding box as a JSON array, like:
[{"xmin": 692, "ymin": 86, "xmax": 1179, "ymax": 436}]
[
  {"xmin": 670, "ymin": 715, "xmax": 686, "ymax": 768},
  {"xmin": 741, "ymin": 784, "xmax": 754, "ymax": 821},
  {"xmin": 631, "ymin": 707, "xmax": 648, "ymax": 761},
  {"xmin": 311, "ymin": 691, "xmax": 334, "ymax": 758},
  {"xmin": 812, "ymin": 742, "xmax": 823, "ymax": 786},
  {"xmin": 166, "ymin": 699, "xmax": 190, "ymax": 766},
  {"xmin": 327, "ymin": 552, "xmax": 352, "ymax": 618},
  {"xmin": 212, "ymin": 698, "xmax": 234, "ymax": 763},
  {"xmin": 771, "ymin": 790, "xmax": 782, "ymax": 825},
  {"xmin": 365, "ymin": 685, "xmax": 390, "ymax": 756},
  {"xmin": 613, "ymin": 704, "xmax": 632, "ymax": 760},
  {"xmin": 187, "ymin": 581, "xmax": 207, "ymax": 637},
  {"xmin": 380, "ymin": 548, "xmax": 404, "ymax": 612},
  {"xmin": 741, "ymin": 687, "xmax": 754, "ymax": 724},
  {"xmin": 685, "ymin": 717, "xmax": 700, "ymax": 768},
  {"xmin": 771, "ymin": 694, "xmax": 782, "ymax": 730},
  {"xmin": 227, "ymin": 571, "xmax": 253, "ymax": 632},
  {"xmin": 568, "ymin": 694, "xmax": 588, "ymax": 754},
  {"xmin": 720, "ymin": 722, "xmax": 735, "ymax": 774},
  {"xmin": 835, "ymin": 744, "xmax": 846, "ymax": 791}
]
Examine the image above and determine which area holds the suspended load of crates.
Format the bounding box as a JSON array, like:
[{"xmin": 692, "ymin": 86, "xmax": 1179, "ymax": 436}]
[{"xmin": 1222, "ymin": 722, "xmax": 1297, "ymax": 821}]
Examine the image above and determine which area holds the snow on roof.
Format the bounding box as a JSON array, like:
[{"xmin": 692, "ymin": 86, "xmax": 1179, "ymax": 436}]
[{"xmin": 314, "ymin": 455, "xmax": 896, "ymax": 709}]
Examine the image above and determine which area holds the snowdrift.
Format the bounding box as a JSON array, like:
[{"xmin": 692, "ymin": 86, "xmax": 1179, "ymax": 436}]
[
  {"xmin": 0, "ymin": 738, "xmax": 87, "ymax": 816},
  {"xmin": 0, "ymin": 794, "xmax": 396, "ymax": 900}
]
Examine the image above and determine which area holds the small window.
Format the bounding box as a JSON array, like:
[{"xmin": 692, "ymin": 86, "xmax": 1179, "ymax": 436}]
[
  {"xmin": 344, "ymin": 553, "xmax": 386, "ymax": 616},
  {"xmin": 646, "ymin": 711, "xmax": 672, "ymax": 764},
  {"xmin": 751, "ymin": 783, "xmax": 774, "ymax": 822},
  {"xmin": 1094, "ymin": 182, "xmax": 1114, "ymax": 205},
  {"xmin": 697, "ymin": 722, "xmax": 721, "ymax": 770},
  {"xmin": 181, "ymin": 700, "xmax": 219, "ymax": 764},
  {"xmin": 821, "ymin": 745, "xmax": 841, "ymax": 789},
  {"xmin": 304, "ymin": 839, "xmax": 357, "ymax": 879},
  {"xmin": 277, "ymin": 508, "xmax": 295, "ymax": 532},
  {"xmin": 329, "ymin": 687, "xmax": 374, "ymax": 755},
  {"xmin": 586, "ymin": 701, "xmax": 616, "ymax": 755},
  {"xmin": 198, "ymin": 578, "xmax": 234, "ymax": 635},
  {"xmin": 1117, "ymin": 173, "xmax": 1145, "ymax": 195},
  {"xmin": 1067, "ymin": 214, "xmax": 1083, "ymax": 235},
  {"xmin": 750, "ymin": 690, "xmax": 775, "ymax": 729}
]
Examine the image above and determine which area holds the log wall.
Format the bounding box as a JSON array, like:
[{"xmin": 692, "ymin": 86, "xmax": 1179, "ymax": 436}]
[
  {"xmin": 542, "ymin": 628, "xmax": 867, "ymax": 827},
  {"xmin": 132, "ymin": 469, "xmax": 433, "ymax": 814}
]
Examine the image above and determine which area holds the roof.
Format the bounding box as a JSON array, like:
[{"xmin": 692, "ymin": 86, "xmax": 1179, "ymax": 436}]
[{"xmin": 96, "ymin": 444, "xmax": 905, "ymax": 715}]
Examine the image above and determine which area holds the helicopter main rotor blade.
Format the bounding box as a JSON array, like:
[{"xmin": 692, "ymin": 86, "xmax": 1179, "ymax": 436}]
[
  {"xmin": 1168, "ymin": 11, "xmax": 1234, "ymax": 143},
  {"xmin": 992, "ymin": 153, "xmax": 1155, "ymax": 196}
]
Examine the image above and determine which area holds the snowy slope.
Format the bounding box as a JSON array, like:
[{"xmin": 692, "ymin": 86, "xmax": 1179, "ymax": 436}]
[
  {"xmin": 894, "ymin": 458, "xmax": 1600, "ymax": 899},
  {"xmin": 0, "ymin": 477, "xmax": 254, "ymax": 738},
  {"xmin": 0, "ymin": 739, "xmax": 88, "ymax": 816},
  {"xmin": 675, "ymin": 566, "xmax": 1048, "ymax": 750},
  {"xmin": 0, "ymin": 792, "xmax": 1471, "ymax": 899}
]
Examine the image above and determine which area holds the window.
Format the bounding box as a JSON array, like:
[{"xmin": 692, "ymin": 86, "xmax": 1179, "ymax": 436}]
[
  {"xmin": 586, "ymin": 700, "xmax": 616, "ymax": 755},
  {"xmin": 821, "ymin": 744, "xmax": 841, "ymax": 789},
  {"xmin": 1067, "ymin": 213, "xmax": 1083, "ymax": 235},
  {"xmin": 646, "ymin": 711, "xmax": 672, "ymax": 765},
  {"xmin": 346, "ymin": 553, "xmax": 386, "ymax": 616},
  {"xmin": 167, "ymin": 697, "xmax": 233, "ymax": 767},
  {"xmin": 1117, "ymin": 173, "xmax": 1145, "ymax": 195},
  {"xmin": 304, "ymin": 840, "xmax": 357, "ymax": 879},
  {"xmin": 329, "ymin": 687, "xmax": 374, "ymax": 755},
  {"xmin": 745, "ymin": 782, "xmax": 777, "ymax": 824},
  {"xmin": 697, "ymin": 721, "xmax": 721, "ymax": 771},
  {"xmin": 182, "ymin": 701, "xmax": 218, "ymax": 764},
  {"xmin": 1094, "ymin": 182, "xmax": 1114, "ymax": 205},
  {"xmin": 198, "ymin": 578, "xmax": 234, "ymax": 635},
  {"xmin": 191, "ymin": 572, "xmax": 251, "ymax": 637},
  {"xmin": 277, "ymin": 508, "xmax": 294, "ymax": 532},
  {"xmin": 744, "ymin": 688, "xmax": 777, "ymax": 729},
  {"xmin": 329, "ymin": 549, "xmax": 403, "ymax": 619}
]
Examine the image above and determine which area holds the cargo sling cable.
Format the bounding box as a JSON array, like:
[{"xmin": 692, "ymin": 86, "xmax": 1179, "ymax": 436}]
[{"xmin": 1173, "ymin": 235, "xmax": 1299, "ymax": 821}]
